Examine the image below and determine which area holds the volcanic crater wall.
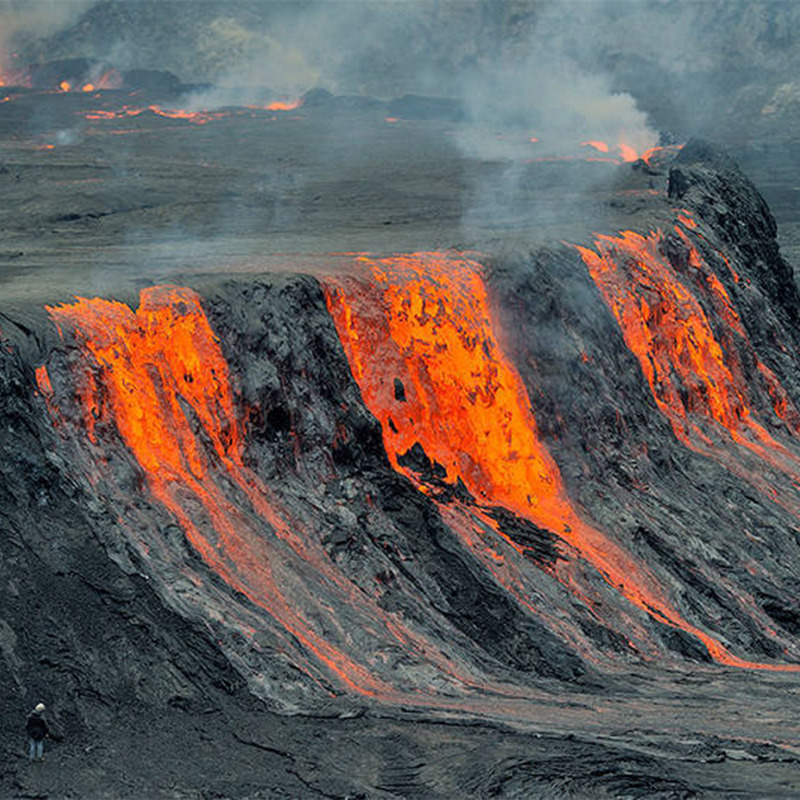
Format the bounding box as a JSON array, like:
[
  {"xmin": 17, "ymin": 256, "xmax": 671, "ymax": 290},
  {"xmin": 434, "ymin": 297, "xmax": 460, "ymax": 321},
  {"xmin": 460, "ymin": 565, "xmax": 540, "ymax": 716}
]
[{"xmin": 3, "ymin": 143, "xmax": 800, "ymax": 737}]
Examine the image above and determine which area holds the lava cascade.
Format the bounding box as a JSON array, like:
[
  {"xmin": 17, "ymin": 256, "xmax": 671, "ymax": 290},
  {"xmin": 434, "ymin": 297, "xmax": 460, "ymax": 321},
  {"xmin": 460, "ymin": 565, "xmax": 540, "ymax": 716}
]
[
  {"xmin": 323, "ymin": 253, "xmax": 797, "ymax": 671},
  {"xmin": 42, "ymin": 287, "xmax": 428, "ymax": 697},
  {"xmin": 38, "ymin": 270, "xmax": 800, "ymax": 686},
  {"xmin": 326, "ymin": 254, "xmax": 571, "ymax": 526},
  {"xmin": 575, "ymin": 226, "xmax": 800, "ymax": 471}
]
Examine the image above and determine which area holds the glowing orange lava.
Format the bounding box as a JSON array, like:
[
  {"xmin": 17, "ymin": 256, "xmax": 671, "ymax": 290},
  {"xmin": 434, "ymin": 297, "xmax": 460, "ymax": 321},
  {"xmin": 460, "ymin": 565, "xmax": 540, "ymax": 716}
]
[
  {"xmin": 324, "ymin": 253, "xmax": 799, "ymax": 671},
  {"xmin": 147, "ymin": 105, "xmax": 227, "ymax": 124},
  {"xmin": 59, "ymin": 81, "xmax": 71, "ymax": 92},
  {"xmin": 642, "ymin": 144, "xmax": 684, "ymax": 164},
  {"xmin": 45, "ymin": 287, "xmax": 402, "ymax": 696},
  {"xmin": 582, "ymin": 140, "xmax": 610, "ymax": 153},
  {"xmin": 261, "ymin": 98, "xmax": 303, "ymax": 111},
  {"xmin": 35, "ymin": 365, "xmax": 52, "ymax": 395},
  {"xmin": 81, "ymin": 103, "xmax": 286, "ymax": 126},
  {"xmin": 581, "ymin": 141, "xmax": 682, "ymax": 165},
  {"xmin": 575, "ymin": 229, "xmax": 798, "ymax": 460}
]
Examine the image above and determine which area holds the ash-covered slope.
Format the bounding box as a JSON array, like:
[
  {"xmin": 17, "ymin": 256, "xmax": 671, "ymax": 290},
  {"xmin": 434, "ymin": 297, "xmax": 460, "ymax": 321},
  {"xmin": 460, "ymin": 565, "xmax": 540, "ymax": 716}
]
[{"xmin": 2, "ymin": 141, "xmax": 800, "ymax": 797}]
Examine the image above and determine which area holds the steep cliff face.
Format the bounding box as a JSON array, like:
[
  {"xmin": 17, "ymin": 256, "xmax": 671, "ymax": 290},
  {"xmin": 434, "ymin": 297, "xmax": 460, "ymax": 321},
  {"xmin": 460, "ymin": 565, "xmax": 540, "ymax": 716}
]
[
  {"xmin": 2, "ymin": 141, "xmax": 800, "ymax": 796},
  {"xmin": 491, "ymin": 142, "xmax": 800, "ymax": 667}
]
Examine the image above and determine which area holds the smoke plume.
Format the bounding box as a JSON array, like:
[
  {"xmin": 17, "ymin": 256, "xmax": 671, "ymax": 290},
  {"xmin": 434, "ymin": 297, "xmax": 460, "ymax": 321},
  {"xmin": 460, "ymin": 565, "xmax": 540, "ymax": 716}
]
[{"xmin": 0, "ymin": 0, "xmax": 96, "ymax": 74}]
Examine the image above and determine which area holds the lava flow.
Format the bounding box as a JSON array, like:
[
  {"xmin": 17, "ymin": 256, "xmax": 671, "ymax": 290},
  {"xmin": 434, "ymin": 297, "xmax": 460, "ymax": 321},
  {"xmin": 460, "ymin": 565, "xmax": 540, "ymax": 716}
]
[
  {"xmin": 254, "ymin": 98, "xmax": 303, "ymax": 111},
  {"xmin": 83, "ymin": 105, "xmax": 229, "ymax": 125},
  {"xmin": 324, "ymin": 253, "xmax": 799, "ymax": 671},
  {"xmin": 83, "ymin": 98, "xmax": 303, "ymax": 126},
  {"xmin": 581, "ymin": 141, "xmax": 681, "ymax": 164},
  {"xmin": 42, "ymin": 287, "xmax": 413, "ymax": 697},
  {"xmin": 575, "ymin": 228, "xmax": 800, "ymax": 468},
  {"xmin": 325, "ymin": 255, "xmax": 571, "ymax": 525}
]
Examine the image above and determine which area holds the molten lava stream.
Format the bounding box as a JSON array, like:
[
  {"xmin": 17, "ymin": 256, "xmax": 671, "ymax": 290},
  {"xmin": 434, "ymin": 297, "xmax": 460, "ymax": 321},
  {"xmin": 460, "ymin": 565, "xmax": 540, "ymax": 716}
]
[
  {"xmin": 575, "ymin": 229, "xmax": 800, "ymax": 494},
  {"xmin": 324, "ymin": 253, "xmax": 799, "ymax": 671},
  {"xmin": 46, "ymin": 286, "xmax": 496, "ymax": 699}
]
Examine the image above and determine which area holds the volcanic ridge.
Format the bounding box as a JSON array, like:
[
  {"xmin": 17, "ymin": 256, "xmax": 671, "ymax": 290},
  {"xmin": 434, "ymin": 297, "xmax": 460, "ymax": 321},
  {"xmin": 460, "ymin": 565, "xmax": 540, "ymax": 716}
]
[{"xmin": 1, "ymin": 55, "xmax": 800, "ymax": 800}]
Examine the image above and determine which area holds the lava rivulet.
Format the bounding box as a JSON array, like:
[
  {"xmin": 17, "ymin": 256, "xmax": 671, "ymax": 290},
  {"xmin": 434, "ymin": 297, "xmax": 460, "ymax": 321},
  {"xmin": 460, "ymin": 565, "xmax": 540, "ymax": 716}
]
[
  {"xmin": 43, "ymin": 287, "xmax": 413, "ymax": 697},
  {"xmin": 576, "ymin": 229, "xmax": 800, "ymax": 468},
  {"xmin": 323, "ymin": 253, "xmax": 797, "ymax": 670},
  {"xmin": 82, "ymin": 98, "xmax": 303, "ymax": 126}
]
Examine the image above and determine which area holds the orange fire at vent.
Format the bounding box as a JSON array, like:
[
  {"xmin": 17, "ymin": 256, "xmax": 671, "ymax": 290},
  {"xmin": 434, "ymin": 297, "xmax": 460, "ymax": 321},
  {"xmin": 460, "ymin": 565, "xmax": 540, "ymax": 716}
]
[
  {"xmin": 59, "ymin": 81, "xmax": 71, "ymax": 92},
  {"xmin": 260, "ymin": 98, "xmax": 303, "ymax": 111},
  {"xmin": 324, "ymin": 254, "xmax": 799, "ymax": 671},
  {"xmin": 45, "ymin": 286, "xmax": 403, "ymax": 697},
  {"xmin": 580, "ymin": 141, "xmax": 682, "ymax": 165}
]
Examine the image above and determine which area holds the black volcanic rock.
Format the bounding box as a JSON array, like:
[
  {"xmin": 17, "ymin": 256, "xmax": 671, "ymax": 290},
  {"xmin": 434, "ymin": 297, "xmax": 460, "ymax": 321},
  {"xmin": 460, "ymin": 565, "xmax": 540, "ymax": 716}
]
[
  {"xmin": 387, "ymin": 93, "xmax": 467, "ymax": 121},
  {"xmin": 669, "ymin": 138, "xmax": 800, "ymax": 326},
  {"xmin": 29, "ymin": 58, "xmax": 94, "ymax": 88},
  {"xmin": 122, "ymin": 68, "xmax": 182, "ymax": 94}
]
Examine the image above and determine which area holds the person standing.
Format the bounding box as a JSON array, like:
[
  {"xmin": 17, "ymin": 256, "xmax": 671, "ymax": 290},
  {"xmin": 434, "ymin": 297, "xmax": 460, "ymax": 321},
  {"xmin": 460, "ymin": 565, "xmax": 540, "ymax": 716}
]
[{"xmin": 26, "ymin": 703, "xmax": 49, "ymax": 761}]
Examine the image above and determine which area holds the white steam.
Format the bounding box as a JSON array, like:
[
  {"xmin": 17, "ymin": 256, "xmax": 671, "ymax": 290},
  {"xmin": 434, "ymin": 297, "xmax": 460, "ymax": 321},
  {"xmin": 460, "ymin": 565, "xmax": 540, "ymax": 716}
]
[{"xmin": 457, "ymin": 52, "xmax": 657, "ymax": 162}]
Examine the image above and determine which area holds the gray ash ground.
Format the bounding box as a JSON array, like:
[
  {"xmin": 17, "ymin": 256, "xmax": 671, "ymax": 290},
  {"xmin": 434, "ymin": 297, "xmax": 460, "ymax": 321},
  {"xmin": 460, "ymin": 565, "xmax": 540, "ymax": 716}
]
[{"xmin": 1, "ymin": 87, "xmax": 800, "ymax": 799}]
